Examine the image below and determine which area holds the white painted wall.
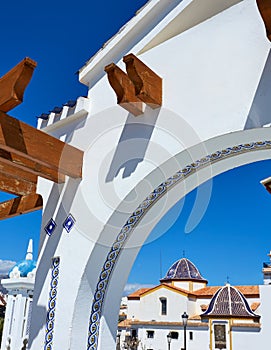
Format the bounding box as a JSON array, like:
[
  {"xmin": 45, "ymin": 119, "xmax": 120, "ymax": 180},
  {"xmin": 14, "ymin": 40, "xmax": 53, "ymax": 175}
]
[{"xmin": 27, "ymin": 0, "xmax": 271, "ymax": 349}]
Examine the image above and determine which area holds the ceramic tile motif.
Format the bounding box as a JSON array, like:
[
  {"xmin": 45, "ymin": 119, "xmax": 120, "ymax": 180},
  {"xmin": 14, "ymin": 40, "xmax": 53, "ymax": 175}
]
[
  {"xmin": 63, "ymin": 214, "xmax": 75, "ymax": 233},
  {"xmin": 45, "ymin": 219, "xmax": 57, "ymax": 236},
  {"xmin": 44, "ymin": 257, "xmax": 60, "ymax": 350},
  {"xmin": 87, "ymin": 140, "xmax": 271, "ymax": 350}
]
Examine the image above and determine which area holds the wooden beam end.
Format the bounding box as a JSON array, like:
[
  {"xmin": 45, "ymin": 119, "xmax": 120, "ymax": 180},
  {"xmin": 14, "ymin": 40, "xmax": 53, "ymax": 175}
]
[
  {"xmin": 123, "ymin": 53, "xmax": 162, "ymax": 109},
  {"xmin": 105, "ymin": 62, "xmax": 144, "ymax": 116}
]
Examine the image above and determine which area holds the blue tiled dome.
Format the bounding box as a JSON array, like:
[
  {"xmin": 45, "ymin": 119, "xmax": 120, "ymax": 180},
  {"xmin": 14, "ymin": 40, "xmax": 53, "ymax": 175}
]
[
  {"xmin": 9, "ymin": 259, "xmax": 36, "ymax": 278},
  {"xmin": 202, "ymin": 284, "xmax": 259, "ymax": 318},
  {"xmin": 161, "ymin": 258, "xmax": 207, "ymax": 282}
]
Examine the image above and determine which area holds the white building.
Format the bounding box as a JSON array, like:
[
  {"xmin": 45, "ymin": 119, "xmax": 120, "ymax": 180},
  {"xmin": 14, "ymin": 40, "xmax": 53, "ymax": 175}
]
[
  {"xmin": 1, "ymin": 240, "xmax": 36, "ymax": 350},
  {"xmin": 13, "ymin": 0, "xmax": 271, "ymax": 348},
  {"xmin": 118, "ymin": 254, "xmax": 271, "ymax": 350}
]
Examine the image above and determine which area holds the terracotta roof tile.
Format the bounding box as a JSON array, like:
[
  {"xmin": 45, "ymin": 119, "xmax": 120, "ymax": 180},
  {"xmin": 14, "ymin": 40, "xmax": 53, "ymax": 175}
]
[
  {"xmin": 250, "ymin": 302, "xmax": 260, "ymax": 311},
  {"xmin": 231, "ymin": 322, "xmax": 261, "ymax": 328},
  {"xmin": 127, "ymin": 285, "xmax": 259, "ymax": 300},
  {"xmin": 119, "ymin": 319, "xmax": 208, "ymax": 328},
  {"xmin": 193, "ymin": 285, "xmax": 259, "ymax": 298},
  {"xmin": 118, "ymin": 319, "xmax": 135, "ymax": 328},
  {"xmin": 127, "ymin": 288, "xmax": 152, "ymax": 298},
  {"xmin": 127, "ymin": 284, "xmax": 191, "ymax": 299}
]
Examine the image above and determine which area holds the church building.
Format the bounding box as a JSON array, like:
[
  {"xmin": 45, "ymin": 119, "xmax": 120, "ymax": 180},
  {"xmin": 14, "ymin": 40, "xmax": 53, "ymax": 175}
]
[{"xmin": 118, "ymin": 254, "xmax": 271, "ymax": 350}]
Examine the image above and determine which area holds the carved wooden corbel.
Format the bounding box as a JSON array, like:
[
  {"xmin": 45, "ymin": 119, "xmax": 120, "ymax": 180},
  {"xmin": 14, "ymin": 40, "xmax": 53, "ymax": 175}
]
[
  {"xmin": 104, "ymin": 63, "xmax": 144, "ymax": 116},
  {"xmin": 105, "ymin": 54, "xmax": 162, "ymax": 116},
  {"xmin": 256, "ymin": 0, "xmax": 271, "ymax": 40},
  {"xmin": 0, "ymin": 57, "xmax": 37, "ymax": 112},
  {"xmin": 123, "ymin": 53, "xmax": 162, "ymax": 109}
]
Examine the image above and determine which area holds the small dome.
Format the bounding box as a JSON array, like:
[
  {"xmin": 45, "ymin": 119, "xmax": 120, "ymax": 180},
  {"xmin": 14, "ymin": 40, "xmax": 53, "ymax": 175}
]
[
  {"xmin": 8, "ymin": 239, "xmax": 36, "ymax": 278},
  {"xmin": 161, "ymin": 258, "xmax": 207, "ymax": 282},
  {"xmin": 202, "ymin": 284, "xmax": 259, "ymax": 318},
  {"xmin": 9, "ymin": 259, "xmax": 36, "ymax": 278}
]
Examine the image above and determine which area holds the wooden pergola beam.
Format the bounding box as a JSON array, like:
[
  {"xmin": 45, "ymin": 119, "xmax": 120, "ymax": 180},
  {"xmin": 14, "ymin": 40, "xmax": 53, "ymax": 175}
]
[
  {"xmin": 0, "ymin": 149, "xmax": 64, "ymax": 184},
  {"xmin": 0, "ymin": 157, "xmax": 37, "ymax": 183},
  {"xmin": 0, "ymin": 193, "xmax": 42, "ymax": 221},
  {"xmin": 0, "ymin": 111, "xmax": 83, "ymax": 179},
  {"xmin": 0, "ymin": 172, "xmax": 36, "ymax": 196},
  {"xmin": 0, "ymin": 58, "xmax": 37, "ymax": 112},
  {"xmin": 257, "ymin": 0, "xmax": 271, "ymax": 40}
]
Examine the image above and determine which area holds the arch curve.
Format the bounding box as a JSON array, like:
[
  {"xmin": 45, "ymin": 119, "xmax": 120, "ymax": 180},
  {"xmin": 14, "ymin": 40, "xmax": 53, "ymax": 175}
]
[{"xmin": 70, "ymin": 127, "xmax": 271, "ymax": 350}]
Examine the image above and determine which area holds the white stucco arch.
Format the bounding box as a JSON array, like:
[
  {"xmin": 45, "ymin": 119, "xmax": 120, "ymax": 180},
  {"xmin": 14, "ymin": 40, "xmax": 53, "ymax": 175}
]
[
  {"xmin": 27, "ymin": 1, "xmax": 271, "ymax": 349},
  {"xmin": 69, "ymin": 127, "xmax": 271, "ymax": 350}
]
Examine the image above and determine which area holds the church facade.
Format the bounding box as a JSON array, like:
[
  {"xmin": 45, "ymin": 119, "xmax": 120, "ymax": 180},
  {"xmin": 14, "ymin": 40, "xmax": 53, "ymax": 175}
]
[{"xmin": 118, "ymin": 255, "xmax": 271, "ymax": 350}]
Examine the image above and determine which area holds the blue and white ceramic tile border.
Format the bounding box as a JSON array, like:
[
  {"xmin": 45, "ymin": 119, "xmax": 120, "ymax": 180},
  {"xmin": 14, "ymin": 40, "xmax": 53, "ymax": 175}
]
[
  {"xmin": 44, "ymin": 257, "xmax": 60, "ymax": 350},
  {"xmin": 87, "ymin": 141, "xmax": 271, "ymax": 350}
]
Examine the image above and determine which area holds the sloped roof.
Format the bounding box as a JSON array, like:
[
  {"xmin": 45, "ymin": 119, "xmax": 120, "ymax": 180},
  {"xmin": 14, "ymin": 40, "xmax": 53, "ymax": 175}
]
[
  {"xmin": 128, "ymin": 288, "xmax": 152, "ymax": 299},
  {"xmin": 194, "ymin": 285, "xmax": 259, "ymax": 298},
  {"xmin": 118, "ymin": 318, "xmax": 208, "ymax": 328},
  {"xmin": 127, "ymin": 283, "xmax": 193, "ymax": 299},
  {"xmin": 127, "ymin": 284, "xmax": 259, "ymax": 300}
]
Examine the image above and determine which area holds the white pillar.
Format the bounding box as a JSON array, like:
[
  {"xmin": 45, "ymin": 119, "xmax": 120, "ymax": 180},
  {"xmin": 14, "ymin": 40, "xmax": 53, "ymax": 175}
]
[{"xmin": 1, "ymin": 240, "xmax": 36, "ymax": 350}]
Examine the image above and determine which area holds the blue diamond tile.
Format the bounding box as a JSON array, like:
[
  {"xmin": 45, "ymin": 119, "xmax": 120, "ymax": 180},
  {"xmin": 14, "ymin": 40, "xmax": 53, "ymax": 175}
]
[
  {"xmin": 63, "ymin": 214, "xmax": 75, "ymax": 233},
  {"xmin": 45, "ymin": 219, "xmax": 57, "ymax": 236}
]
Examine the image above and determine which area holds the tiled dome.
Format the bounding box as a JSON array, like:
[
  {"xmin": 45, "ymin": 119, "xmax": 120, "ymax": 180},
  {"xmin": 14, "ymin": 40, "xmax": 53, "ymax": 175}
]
[
  {"xmin": 9, "ymin": 259, "xmax": 36, "ymax": 278},
  {"xmin": 8, "ymin": 239, "xmax": 36, "ymax": 278},
  {"xmin": 161, "ymin": 258, "xmax": 207, "ymax": 282},
  {"xmin": 202, "ymin": 284, "xmax": 259, "ymax": 318}
]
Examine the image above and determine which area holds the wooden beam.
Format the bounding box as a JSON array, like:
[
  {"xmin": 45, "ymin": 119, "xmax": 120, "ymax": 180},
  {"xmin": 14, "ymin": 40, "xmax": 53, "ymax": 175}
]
[
  {"xmin": 257, "ymin": 0, "xmax": 271, "ymax": 40},
  {"xmin": 104, "ymin": 63, "xmax": 144, "ymax": 116},
  {"xmin": 0, "ymin": 193, "xmax": 42, "ymax": 220},
  {"xmin": 0, "ymin": 172, "xmax": 36, "ymax": 196},
  {"xmin": 0, "ymin": 149, "xmax": 65, "ymax": 184},
  {"xmin": 123, "ymin": 53, "xmax": 162, "ymax": 109},
  {"xmin": 0, "ymin": 58, "xmax": 37, "ymax": 112},
  {"xmin": 0, "ymin": 156, "xmax": 37, "ymax": 183},
  {"xmin": 0, "ymin": 111, "xmax": 83, "ymax": 178}
]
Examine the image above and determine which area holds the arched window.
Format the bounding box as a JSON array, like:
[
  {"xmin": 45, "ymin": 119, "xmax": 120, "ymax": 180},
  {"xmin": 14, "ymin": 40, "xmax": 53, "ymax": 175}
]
[{"xmin": 160, "ymin": 297, "xmax": 167, "ymax": 315}]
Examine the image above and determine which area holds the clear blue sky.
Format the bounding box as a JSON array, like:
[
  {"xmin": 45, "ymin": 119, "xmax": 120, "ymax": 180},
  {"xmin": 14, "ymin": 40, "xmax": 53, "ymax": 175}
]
[{"xmin": 0, "ymin": 1, "xmax": 271, "ymax": 293}]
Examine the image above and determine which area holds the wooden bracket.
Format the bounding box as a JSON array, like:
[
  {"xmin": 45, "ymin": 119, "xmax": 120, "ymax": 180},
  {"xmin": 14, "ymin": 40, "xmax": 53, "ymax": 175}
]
[
  {"xmin": 256, "ymin": 0, "xmax": 271, "ymax": 40},
  {"xmin": 0, "ymin": 57, "xmax": 37, "ymax": 112},
  {"xmin": 123, "ymin": 53, "xmax": 162, "ymax": 109},
  {"xmin": 0, "ymin": 193, "xmax": 42, "ymax": 221},
  {"xmin": 105, "ymin": 54, "xmax": 162, "ymax": 116},
  {"xmin": 104, "ymin": 63, "xmax": 144, "ymax": 116}
]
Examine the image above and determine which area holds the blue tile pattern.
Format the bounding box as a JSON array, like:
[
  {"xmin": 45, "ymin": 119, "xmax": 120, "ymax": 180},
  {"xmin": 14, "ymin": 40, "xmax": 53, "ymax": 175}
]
[
  {"xmin": 44, "ymin": 257, "xmax": 60, "ymax": 350},
  {"xmin": 161, "ymin": 258, "xmax": 207, "ymax": 281},
  {"xmin": 45, "ymin": 219, "xmax": 57, "ymax": 236},
  {"xmin": 202, "ymin": 285, "xmax": 259, "ymax": 317},
  {"xmin": 63, "ymin": 214, "xmax": 75, "ymax": 233},
  {"xmin": 87, "ymin": 140, "xmax": 271, "ymax": 350}
]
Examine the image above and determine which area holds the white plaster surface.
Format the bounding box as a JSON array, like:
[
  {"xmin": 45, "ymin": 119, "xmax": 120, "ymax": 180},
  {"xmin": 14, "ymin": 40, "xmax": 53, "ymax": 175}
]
[{"xmin": 28, "ymin": 0, "xmax": 271, "ymax": 349}]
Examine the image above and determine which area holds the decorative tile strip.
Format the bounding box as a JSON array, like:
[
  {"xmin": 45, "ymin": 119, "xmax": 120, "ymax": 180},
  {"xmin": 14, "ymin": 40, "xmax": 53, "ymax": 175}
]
[
  {"xmin": 87, "ymin": 141, "xmax": 271, "ymax": 350},
  {"xmin": 44, "ymin": 257, "xmax": 60, "ymax": 350},
  {"xmin": 26, "ymin": 300, "xmax": 33, "ymax": 335}
]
